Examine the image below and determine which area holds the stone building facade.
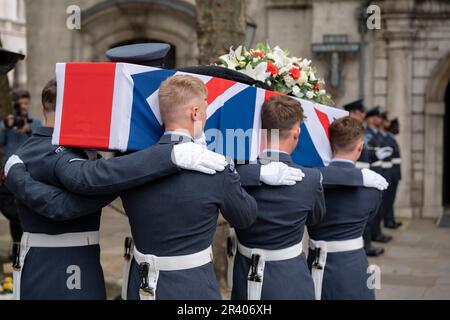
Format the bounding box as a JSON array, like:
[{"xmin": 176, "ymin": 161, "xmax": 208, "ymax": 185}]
[
  {"xmin": 23, "ymin": 0, "xmax": 450, "ymax": 219},
  {"xmin": 0, "ymin": 0, "xmax": 27, "ymax": 86}
]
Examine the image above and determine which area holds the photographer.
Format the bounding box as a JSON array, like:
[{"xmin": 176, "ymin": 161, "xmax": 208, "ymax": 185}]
[
  {"xmin": 0, "ymin": 48, "xmax": 28, "ymax": 259},
  {"xmin": 0, "ymin": 89, "xmax": 43, "ymax": 255},
  {"xmin": 0, "ymin": 89, "xmax": 42, "ymax": 161}
]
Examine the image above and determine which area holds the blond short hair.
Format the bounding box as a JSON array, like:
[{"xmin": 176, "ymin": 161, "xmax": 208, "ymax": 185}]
[{"xmin": 158, "ymin": 75, "xmax": 207, "ymax": 123}]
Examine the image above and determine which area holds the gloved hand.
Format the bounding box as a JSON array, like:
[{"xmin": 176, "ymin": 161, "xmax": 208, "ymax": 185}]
[
  {"xmin": 361, "ymin": 168, "xmax": 389, "ymax": 191},
  {"xmin": 172, "ymin": 142, "xmax": 227, "ymax": 175},
  {"xmin": 4, "ymin": 154, "xmax": 24, "ymax": 177},
  {"xmin": 260, "ymin": 162, "xmax": 305, "ymax": 186},
  {"xmin": 194, "ymin": 132, "xmax": 208, "ymax": 149},
  {"xmin": 375, "ymin": 147, "xmax": 393, "ymax": 160}
]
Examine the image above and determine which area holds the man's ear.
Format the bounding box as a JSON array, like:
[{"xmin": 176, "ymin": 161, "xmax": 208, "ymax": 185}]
[
  {"xmin": 293, "ymin": 126, "xmax": 301, "ymax": 140},
  {"xmin": 356, "ymin": 140, "xmax": 364, "ymax": 153},
  {"xmin": 295, "ymin": 126, "xmax": 302, "ymax": 140},
  {"xmin": 191, "ymin": 105, "xmax": 199, "ymax": 121}
]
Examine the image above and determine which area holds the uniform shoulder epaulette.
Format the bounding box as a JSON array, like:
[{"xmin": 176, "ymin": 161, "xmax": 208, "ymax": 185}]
[
  {"xmin": 54, "ymin": 146, "xmax": 89, "ymax": 160},
  {"xmin": 54, "ymin": 146, "xmax": 67, "ymax": 154}
]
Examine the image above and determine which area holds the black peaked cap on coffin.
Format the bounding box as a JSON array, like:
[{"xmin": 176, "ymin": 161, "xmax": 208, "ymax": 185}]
[
  {"xmin": 106, "ymin": 43, "xmax": 171, "ymax": 67},
  {"xmin": 176, "ymin": 66, "xmax": 271, "ymax": 90},
  {"xmin": 0, "ymin": 48, "xmax": 25, "ymax": 75},
  {"xmin": 342, "ymin": 99, "xmax": 364, "ymax": 113}
]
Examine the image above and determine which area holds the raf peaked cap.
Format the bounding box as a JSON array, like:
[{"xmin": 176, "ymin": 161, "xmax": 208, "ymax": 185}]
[
  {"xmin": 365, "ymin": 106, "xmax": 381, "ymax": 119},
  {"xmin": 342, "ymin": 99, "xmax": 365, "ymax": 113},
  {"xmin": 106, "ymin": 43, "xmax": 171, "ymax": 67}
]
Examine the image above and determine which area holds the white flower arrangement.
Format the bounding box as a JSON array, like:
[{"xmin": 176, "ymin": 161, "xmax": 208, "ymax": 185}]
[{"xmin": 217, "ymin": 43, "xmax": 334, "ymax": 106}]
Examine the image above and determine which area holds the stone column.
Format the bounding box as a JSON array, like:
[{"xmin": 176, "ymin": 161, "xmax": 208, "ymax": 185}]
[
  {"xmin": 423, "ymin": 102, "xmax": 445, "ymax": 218},
  {"xmin": 383, "ymin": 29, "xmax": 415, "ymax": 218}
]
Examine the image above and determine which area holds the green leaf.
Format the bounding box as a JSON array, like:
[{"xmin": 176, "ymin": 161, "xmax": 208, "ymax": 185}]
[{"xmin": 218, "ymin": 59, "xmax": 228, "ymax": 68}]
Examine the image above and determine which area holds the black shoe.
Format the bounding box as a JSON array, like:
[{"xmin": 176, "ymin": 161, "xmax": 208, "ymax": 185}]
[
  {"xmin": 372, "ymin": 234, "xmax": 393, "ymax": 243},
  {"xmin": 385, "ymin": 221, "xmax": 403, "ymax": 229},
  {"xmin": 365, "ymin": 246, "xmax": 385, "ymax": 257}
]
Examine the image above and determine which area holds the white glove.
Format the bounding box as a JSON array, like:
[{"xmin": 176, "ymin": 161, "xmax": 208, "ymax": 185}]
[
  {"xmin": 260, "ymin": 162, "xmax": 305, "ymax": 186},
  {"xmin": 362, "ymin": 168, "xmax": 389, "ymax": 191},
  {"xmin": 194, "ymin": 132, "xmax": 208, "ymax": 149},
  {"xmin": 172, "ymin": 142, "xmax": 227, "ymax": 175},
  {"xmin": 375, "ymin": 147, "xmax": 393, "ymax": 160},
  {"xmin": 4, "ymin": 154, "xmax": 24, "ymax": 177}
]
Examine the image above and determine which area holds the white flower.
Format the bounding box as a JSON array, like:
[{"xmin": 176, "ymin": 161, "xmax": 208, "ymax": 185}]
[
  {"xmin": 277, "ymin": 66, "xmax": 289, "ymax": 75},
  {"xmin": 297, "ymin": 72, "xmax": 308, "ymax": 84},
  {"xmin": 309, "ymin": 72, "xmax": 316, "ymax": 81},
  {"xmin": 291, "ymin": 57, "xmax": 302, "ymax": 65},
  {"xmin": 302, "ymin": 58, "xmax": 312, "ymax": 67},
  {"xmin": 219, "ymin": 54, "xmax": 238, "ymax": 69},
  {"xmin": 234, "ymin": 46, "xmax": 244, "ymax": 60},
  {"xmin": 292, "ymin": 85, "xmax": 301, "ymax": 95},
  {"xmin": 284, "ymin": 75, "xmax": 296, "ymax": 88},
  {"xmin": 240, "ymin": 62, "xmax": 269, "ymax": 82},
  {"xmin": 306, "ymin": 91, "xmax": 315, "ymax": 99},
  {"xmin": 268, "ymin": 46, "xmax": 288, "ymax": 68},
  {"xmin": 319, "ymin": 89, "xmax": 326, "ymax": 95}
]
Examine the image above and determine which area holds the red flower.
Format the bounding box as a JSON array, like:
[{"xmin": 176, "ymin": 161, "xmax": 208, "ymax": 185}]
[
  {"xmin": 252, "ymin": 51, "xmax": 264, "ymax": 59},
  {"xmin": 313, "ymin": 83, "xmax": 320, "ymax": 91},
  {"xmin": 266, "ymin": 62, "xmax": 279, "ymax": 76},
  {"xmin": 289, "ymin": 67, "xmax": 301, "ymax": 80}
]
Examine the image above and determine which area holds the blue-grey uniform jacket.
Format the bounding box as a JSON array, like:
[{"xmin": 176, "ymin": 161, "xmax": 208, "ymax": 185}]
[
  {"xmin": 124, "ymin": 133, "xmax": 257, "ymax": 300},
  {"xmin": 232, "ymin": 151, "xmax": 325, "ymax": 300},
  {"xmin": 307, "ymin": 160, "xmax": 382, "ymax": 300},
  {"xmin": 380, "ymin": 132, "xmax": 401, "ymax": 224},
  {"xmin": 5, "ymin": 126, "xmax": 181, "ymax": 299},
  {"xmin": 385, "ymin": 132, "xmax": 401, "ymax": 181},
  {"xmin": 365, "ymin": 128, "xmax": 391, "ymax": 175}
]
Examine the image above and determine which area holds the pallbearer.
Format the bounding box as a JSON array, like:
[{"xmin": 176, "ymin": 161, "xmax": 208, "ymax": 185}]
[
  {"xmin": 3, "ymin": 46, "xmax": 229, "ymax": 300},
  {"xmin": 232, "ymin": 95, "xmax": 325, "ymax": 300},
  {"xmin": 307, "ymin": 116, "xmax": 382, "ymax": 300},
  {"xmin": 343, "ymin": 100, "xmax": 385, "ymax": 257},
  {"xmin": 123, "ymin": 75, "xmax": 257, "ymax": 300}
]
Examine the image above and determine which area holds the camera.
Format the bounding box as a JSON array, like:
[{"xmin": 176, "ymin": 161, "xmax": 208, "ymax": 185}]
[{"xmin": 3, "ymin": 102, "xmax": 28, "ymax": 130}]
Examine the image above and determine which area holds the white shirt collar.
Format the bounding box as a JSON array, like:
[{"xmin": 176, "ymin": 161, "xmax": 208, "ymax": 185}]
[
  {"xmin": 261, "ymin": 148, "xmax": 290, "ymax": 155},
  {"xmin": 331, "ymin": 157, "xmax": 355, "ymax": 165},
  {"xmin": 164, "ymin": 131, "xmax": 193, "ymax": 140}
]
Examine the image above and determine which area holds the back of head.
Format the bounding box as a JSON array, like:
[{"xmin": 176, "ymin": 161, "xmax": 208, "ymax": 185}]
[
  {"xmin": 42, "ymin": 78, "xmax": 57, "ymax": 113},
  {"xmin": 158, "ymin": 75, "xmax": 207, "ymax": 125},
  {"xmin": 329, "ymin": 116, "xmax": 364, "ymax": 155},
  {"xmin": 261, "ymin": 95, "xmax": 304, "ymax": 141}
]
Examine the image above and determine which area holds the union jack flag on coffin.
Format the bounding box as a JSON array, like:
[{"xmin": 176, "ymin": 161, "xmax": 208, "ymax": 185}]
[{"xmin": 53, "ymin": 63, "xmax": 347, "ymax": 167}]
